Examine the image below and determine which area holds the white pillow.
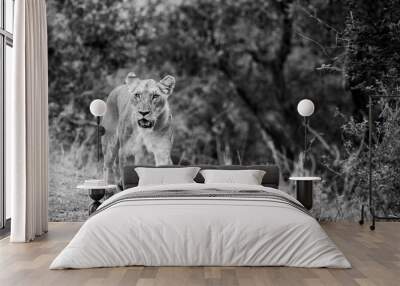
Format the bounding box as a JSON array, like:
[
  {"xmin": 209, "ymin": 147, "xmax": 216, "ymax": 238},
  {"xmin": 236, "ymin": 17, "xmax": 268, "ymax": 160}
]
[
  {"xmin": 200, "ymin": 169, "xmax": 266, "ymax": 185},
  {"xmin": 135, "ymin": 167, "xmax": 200, "ymax": 186}
]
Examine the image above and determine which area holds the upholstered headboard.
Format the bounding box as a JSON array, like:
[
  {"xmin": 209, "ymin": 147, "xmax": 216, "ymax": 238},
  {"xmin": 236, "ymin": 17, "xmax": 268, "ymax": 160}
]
[{"xmin": 122, "ymin": 165, "xmax": 280, "ymax": 190}]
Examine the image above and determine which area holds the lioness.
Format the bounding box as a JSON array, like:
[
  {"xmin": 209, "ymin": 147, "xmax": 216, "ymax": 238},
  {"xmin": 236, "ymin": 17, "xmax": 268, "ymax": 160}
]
[{"xmin": 102, "ymin": 72, "xmax": 175, "ymax": 184}]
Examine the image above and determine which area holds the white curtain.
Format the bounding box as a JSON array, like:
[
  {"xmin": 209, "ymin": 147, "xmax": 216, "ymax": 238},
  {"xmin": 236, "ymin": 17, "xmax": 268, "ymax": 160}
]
[{"xmin": 8, "ymin": 0, "xmax": 49, "ymax": 242}]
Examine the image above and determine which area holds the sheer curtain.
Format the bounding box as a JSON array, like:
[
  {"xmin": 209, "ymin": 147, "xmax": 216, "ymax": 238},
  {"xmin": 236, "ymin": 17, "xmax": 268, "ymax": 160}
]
[{"xmin": 8, "ymin": 0, "xmax": 49, "ymax": 242}]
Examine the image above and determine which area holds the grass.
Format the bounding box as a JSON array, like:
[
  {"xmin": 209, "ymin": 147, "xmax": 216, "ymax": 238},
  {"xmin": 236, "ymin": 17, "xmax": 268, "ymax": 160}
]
[
  {"xmin": 48, "ymin": 149, "xmax": 354, "ymax": 222},
  {"xmin": 49, "ymin": 151, "xmax": 100, "ymax": 222}
]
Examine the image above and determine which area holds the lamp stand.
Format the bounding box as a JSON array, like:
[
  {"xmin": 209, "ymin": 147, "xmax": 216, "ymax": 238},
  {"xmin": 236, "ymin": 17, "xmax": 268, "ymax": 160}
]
[
  {"xmin": 303, "ymin": 116, "xmax": 308, "ymax": 176},
  {"xmin": 96, "ymin": 116, "xmax": 101, "ymax": 162}
]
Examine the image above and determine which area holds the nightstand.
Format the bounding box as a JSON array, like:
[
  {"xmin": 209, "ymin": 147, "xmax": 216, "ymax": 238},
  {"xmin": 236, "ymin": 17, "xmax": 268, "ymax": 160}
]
[
  {"xmin": 77, "ymin": 184, "xmax": 117, "ymax": 215},
  {"xmin": 289, "ymin": 177, "xmax": 321, "ymax": 210}
]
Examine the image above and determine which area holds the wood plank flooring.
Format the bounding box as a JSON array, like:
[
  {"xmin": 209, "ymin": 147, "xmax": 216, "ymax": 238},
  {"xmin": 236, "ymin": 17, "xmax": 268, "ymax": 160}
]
[{"xmin": 0, "ymin": 222, "xmax": 399, "ymax": 286}]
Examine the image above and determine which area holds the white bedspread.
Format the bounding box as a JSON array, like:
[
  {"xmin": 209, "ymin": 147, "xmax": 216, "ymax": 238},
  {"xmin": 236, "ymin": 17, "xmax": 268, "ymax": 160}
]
[{"xmin": 50, "ymin": 183, "xmax": 351, "ymax": 269}]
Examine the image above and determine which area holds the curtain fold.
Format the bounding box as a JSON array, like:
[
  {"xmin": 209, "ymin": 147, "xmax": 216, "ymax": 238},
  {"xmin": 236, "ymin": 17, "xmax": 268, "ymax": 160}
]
[{"xmin": 9, "ymin": 0, "xmax": 49, "ymax": 242}]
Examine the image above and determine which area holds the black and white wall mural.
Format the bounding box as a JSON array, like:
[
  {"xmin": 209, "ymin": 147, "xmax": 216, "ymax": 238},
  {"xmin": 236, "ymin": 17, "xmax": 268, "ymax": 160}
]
[{"xmin": 47, "ymin": 0, "xmax": 400, "ymax": 221}]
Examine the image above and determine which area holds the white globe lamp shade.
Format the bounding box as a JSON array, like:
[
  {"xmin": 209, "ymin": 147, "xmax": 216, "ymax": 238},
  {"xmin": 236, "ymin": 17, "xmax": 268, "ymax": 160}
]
[
  {"xmin": 297, "ymin": 99, "xmax": 315, "ymax": 117},
  {"xmin": 90, "ymin": 99, "xmax": 107, "ymax": 117}
]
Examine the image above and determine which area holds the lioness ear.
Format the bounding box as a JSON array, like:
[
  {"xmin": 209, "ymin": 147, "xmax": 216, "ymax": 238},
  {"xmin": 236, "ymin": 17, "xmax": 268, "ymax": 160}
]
[
  {"xmin": 159, "ymin": 75, "xmax": 176, "ymax": 95},
  {"xmin": 125, "ymin": 72, "xmax": 138, "ymax": 84}
]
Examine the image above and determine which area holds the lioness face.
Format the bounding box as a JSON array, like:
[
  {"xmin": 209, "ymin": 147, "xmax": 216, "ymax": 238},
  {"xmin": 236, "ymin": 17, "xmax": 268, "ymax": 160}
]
[{"xmin": 127, "ymin": 75, "xmax": 175, "ymax": 129}]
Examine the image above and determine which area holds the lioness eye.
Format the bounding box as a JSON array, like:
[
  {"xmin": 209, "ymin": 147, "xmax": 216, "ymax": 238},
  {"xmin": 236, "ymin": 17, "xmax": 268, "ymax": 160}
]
[{"xmin": 152, "ymin": 94, "xmax": 160, "ymax": 100}]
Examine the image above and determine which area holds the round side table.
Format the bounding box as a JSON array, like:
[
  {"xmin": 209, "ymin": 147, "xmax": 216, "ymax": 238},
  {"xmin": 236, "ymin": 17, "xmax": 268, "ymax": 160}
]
[
  {"xmin": 289, "ymin": 177, "xmax": 321, "ymax": 210},
  {"xmin": 77, "ymin": 184, "xmax": 117, "ymax": 215}
]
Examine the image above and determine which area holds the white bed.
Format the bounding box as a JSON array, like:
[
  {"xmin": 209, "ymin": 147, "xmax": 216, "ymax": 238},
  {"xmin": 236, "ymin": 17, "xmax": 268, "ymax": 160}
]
[{"xmin": 50, "ymin": 183, "xmax": 351, "ymax": 269}]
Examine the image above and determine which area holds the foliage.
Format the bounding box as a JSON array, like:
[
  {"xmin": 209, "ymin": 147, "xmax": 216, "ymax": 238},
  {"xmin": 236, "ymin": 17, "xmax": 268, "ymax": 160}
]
[
  {"xmin": 47, "ymin": 0, "xmax": 349, "ymax": 166},
  {"xmin": 344, "ymin": 0, "xmax": 400, "ymax": 215},
  {"xmin": 318, "ymin": 0, "xmax": 400, "ymax": 217},
  {"xmin": 344, "ymin": 0, "xmax": 400, "ymax": 98}
]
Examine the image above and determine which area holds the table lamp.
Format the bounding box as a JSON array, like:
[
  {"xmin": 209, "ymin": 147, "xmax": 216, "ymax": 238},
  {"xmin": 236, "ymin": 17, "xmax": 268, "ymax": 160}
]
[
  {"xmin": 89, "ymin": 99, "xmax": 107, "ymax": 162},
  {"xmin": 297, "ymin": 99, "xmax": 315, "ymax": 173}
]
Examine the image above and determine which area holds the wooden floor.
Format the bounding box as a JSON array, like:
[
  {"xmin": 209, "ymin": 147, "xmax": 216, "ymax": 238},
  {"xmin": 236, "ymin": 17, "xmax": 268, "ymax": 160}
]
[{"xmin": 0, "ymin": 222, "xmax": 399, "ymax": 286}]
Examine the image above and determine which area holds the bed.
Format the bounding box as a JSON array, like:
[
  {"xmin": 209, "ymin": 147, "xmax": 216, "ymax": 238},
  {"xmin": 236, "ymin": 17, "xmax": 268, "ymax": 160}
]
[{"xmin": 50, "ymin": 165, "xmax": 350, "ymax": 269}]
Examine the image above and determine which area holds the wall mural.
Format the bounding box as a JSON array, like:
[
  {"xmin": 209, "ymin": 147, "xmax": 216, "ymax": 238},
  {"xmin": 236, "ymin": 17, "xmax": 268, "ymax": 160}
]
[{"xmin": 47, "ymin": 0, "xmax": 400, "ymax": 222}]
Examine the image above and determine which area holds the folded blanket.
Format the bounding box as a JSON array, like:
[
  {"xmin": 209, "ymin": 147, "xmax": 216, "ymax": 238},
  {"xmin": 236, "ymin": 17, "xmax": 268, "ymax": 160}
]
[{"xmin": 92, "ymin": 188, "xmax": 310, "ymax": 217}]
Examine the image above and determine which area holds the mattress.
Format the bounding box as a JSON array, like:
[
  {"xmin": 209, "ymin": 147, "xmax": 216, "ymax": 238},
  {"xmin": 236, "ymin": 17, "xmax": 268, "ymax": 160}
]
[{"xmin": 50, "ymin": 183, "xmax": 351, "ymax": 269}]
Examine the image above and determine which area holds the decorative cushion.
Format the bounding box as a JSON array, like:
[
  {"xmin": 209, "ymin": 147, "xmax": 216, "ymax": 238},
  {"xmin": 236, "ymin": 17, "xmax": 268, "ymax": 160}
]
[
  {"xmin": 200, "ymin": 169, "xmax": 266, "ymax": 185},
  {"xmin": 135, "ymin": 167, "xmax": 200, "ymax": 186}
]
